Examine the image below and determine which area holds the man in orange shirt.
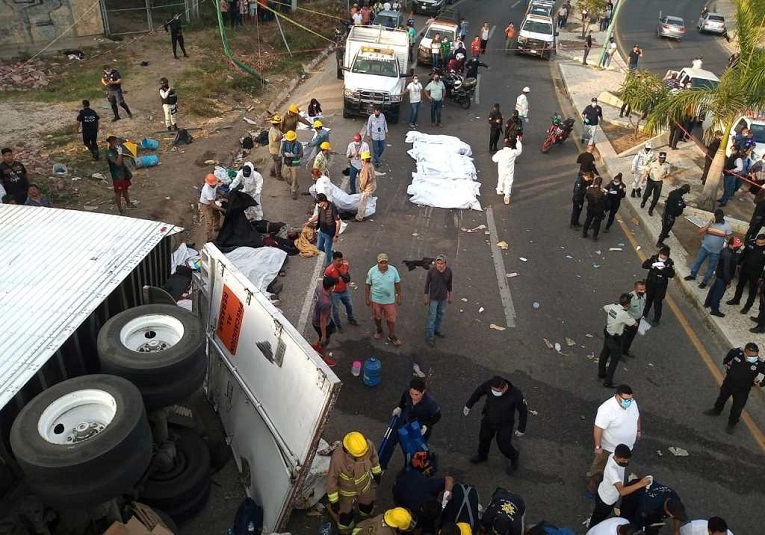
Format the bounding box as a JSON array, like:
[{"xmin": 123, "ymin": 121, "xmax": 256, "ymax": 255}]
[
  {"xmin": 504, "ymin": 22, "xmax": 515, "ymax": 52},
  {"xmin": 325, "ymin": 251, "xmax": 358, "ymax": 332}
]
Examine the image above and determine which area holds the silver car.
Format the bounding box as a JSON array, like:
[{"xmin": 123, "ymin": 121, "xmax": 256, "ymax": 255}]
[
  {"xmin": 697, "ymin": 12, "xmax": 727, "ymax": 35},
  {"xmin": 657, "ymin": 15, "xmax": 686, "ymax": 40}
]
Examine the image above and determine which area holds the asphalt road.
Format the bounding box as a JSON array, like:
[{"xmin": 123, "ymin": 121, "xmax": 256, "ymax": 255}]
[
  {"xmin": 183, "ymin": 1, "xmax": 765, "ymax": 533},
  {"xmin": 615, "ymin": 0, "xmax": 731, "ymax": 76}
]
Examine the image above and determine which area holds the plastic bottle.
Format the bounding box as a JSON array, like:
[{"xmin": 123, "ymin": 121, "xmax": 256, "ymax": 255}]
[{"xmin": 351, "ymin": 360, "xmax": 362, "ymax": 377}]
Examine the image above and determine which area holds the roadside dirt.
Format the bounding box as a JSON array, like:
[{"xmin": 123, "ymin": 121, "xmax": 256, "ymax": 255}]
[{"xmin": 600, "ymin": 120, "xmax": 650, "ymax": 153}]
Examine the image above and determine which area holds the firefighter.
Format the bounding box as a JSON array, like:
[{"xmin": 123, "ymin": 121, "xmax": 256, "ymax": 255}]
[
  {"xmin": 353, "ymin": 507, "xmax": 414, "ymax": 534},
  {"xmin": 327, "ymin": 431, "xmax": 383, "ymax": 534}
]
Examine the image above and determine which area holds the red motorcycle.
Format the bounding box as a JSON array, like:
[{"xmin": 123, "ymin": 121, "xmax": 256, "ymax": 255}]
[{"xmin": 540, "ymin": 112, "xmax": 575, "ymax": 153}]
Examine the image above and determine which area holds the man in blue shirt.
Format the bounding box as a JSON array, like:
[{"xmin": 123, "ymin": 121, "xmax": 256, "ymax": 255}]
[
  {"xmin": 684, "ymin": 209, "xmax": 733, "ymax": 288},
  {"xmin": 366, "ymin": 253, "xmax": 402, "ymax": 345}
]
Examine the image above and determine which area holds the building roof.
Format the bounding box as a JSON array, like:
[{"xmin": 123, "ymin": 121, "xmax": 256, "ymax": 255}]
[{"xmin": 0, "ymin": 205, "xmax": 179, "ymax": 409}]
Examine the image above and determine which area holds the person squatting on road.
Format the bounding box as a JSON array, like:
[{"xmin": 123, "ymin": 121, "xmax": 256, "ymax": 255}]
[
  {"xmin": 101, "ymin": 64, "xmax": 132, "ymax": 122},
  {"xmin": 353, "ymin": 507, "xmax": 414, "ymax": 534},
  {"xmin": 603, "ymin": 173, "xmax": 626, "ymax": 233},
  {"xmin": 159, "ymin": 78, "xmax": 179, "ymax": 131},
  {"xmin": 582, "ymin": 175, "xmax": 606, "ymax": 241},
  {"xmin": 656, "ymin": 184, "xmax": 690, "ymax": 248},
  {"xmin": 586, "ymin": 385, "xmax": 641, "ymax": 496},
  {"xmin": 163, "ymin": 13, "xmax": 188, "ymax": 59},
  {"xmin": 481, "ymin": 487, "xmax": 526, "ymax": 535},
  {"xmin": 311, "ymin": 275, "xmax": 338, "ymax": 365},
  {"xmin": 464, "ymin": 375, "xmax": 528, "ymax": 474},
  {"xmin": 326, "ymin": 431, "xmax": 382, "ymax": 534},
  {"xmin": 642, "ymin": 246, "xmax": 675, "ymax": 325},
  {"xmin": 619, "ymin": 479, "xmax": 688, "ymax": 535},
  {"xmin": 366, "ymin": 253, "xmax": 403, "ymax": 346},
  {"xmin": 640, "ymin": 151, "xmax": 670, "ymax": 215},
  {"xmin": 280, "ymin": 130, "xmax": 303, "ymax": 200},
  {"xmin": 492, "ymin": 135, "xmax": 522, "ymax": 205},
  {"xmin": 423, "ymin": 254, "xmax": 453, "ymax": 347},
  {"xmin": 598, "ymin": 295, "xmax": 637, "ymax": 388},
  {"xmin": 198, "ymin": 173, "xmax": 223, "ymax": 242},
  {"xmin": 630, "ymin": 141, "xmax": 656, "ymax": 197},
  {"xmin": 703, "ymin": 236, "xmax": 742, "ymax": 318},
  {"xmin": 325, "ymin": 251, "xmax": 358, "ymax": 332},
  {"xmin": 356, "ymin": 151, "xmax": 376, "ymax": 222},
  {"xmin": 704, "ymin": 342, "xmax": 764, "ymax": 434},
  {"xmin": 76, "ymin": 100, "xmax": 100, "ymax": 161}
]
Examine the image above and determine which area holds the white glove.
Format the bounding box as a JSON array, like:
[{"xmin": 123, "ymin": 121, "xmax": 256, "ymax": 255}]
[
  {"xmin": 463, "ymin": 406, "xmax": 470, "ymax": 416},
  {"xmin": 116, "ymin": 146, "xmax": 123, "ymax": 155},
  {"xmin": 392, "ymin": 407, "xmax": 402, "ymax": 417},
  {"xmin": 441, "ymin": 490, "xmax": 452, "ymax": 509},
  {"xmin": 514, "ymin": 430, "xmax": 525, "ymax": 438},
  {"xmin": 420, "ymin": 425, "xmax": 427, "ymax": 436}
]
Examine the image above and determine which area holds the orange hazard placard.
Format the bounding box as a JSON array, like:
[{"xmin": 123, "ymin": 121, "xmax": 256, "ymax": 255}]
[{"xmin": 216, "ymin": 284, "xmax": 244, "ymax": 355}]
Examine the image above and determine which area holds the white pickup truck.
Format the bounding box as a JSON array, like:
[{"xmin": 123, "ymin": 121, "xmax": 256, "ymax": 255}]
[
  {"xmin": 343, "ymin": 25, "xmax": 411, "ymax": 123},
  {"xmin": 0, "ymin": 205, "xmax": 340, "ymax": 533}
]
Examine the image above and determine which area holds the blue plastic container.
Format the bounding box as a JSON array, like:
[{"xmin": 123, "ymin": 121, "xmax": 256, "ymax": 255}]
[
  {"xmin": 134, "ymin": 154, "xmax": 159, "ymax": 168},
  {"xmin": 362, "ymin": 357, "xmax": 381, "ymax": 387},
  {"xmin": 140, "ymin": 137, "xmax": 160, "ymax": 150}
]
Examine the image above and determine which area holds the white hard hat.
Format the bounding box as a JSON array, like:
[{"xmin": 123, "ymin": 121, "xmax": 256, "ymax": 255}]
[
  {"xmin": 645, "ymin": 141, "xmax": 653, "ymax": 149},
  {"xmin": 522, "ymin": 86, "xmax": 530, "ymax": 93}
]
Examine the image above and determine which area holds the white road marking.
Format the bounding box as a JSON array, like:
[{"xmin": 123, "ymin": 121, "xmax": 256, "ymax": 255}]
[
  {"xmin": 485, "ymin": 206, "xmax": 517, "ymax": 327},
  {"xmin": 489, "ymin": 25, "xmax": 497, "ymax": 40},
  {"xmin": 297, "ymin": 255, "xmax": 327, "ymax": 336},
  {"xmin": 511, "ymin": 0, "xmax": 520, "ymax": 7},
  {"xmin": 475, "ymin": 74, "xmax": 481, "ymax": 105}
]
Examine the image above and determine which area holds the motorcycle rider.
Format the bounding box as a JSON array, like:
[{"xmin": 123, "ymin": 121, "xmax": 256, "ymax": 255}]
[
  {"xmin": 464, "ymin": 53, "xmax": 488, "ymax": 79},
  {"xmin": 630, "ymin": 142, "xmax": 655, "ymax": 197}
]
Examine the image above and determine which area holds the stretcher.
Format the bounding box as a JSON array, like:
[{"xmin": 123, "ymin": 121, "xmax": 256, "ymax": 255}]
[{"xmin": 377, "ymin": 417, "xmax": 430, "ymax": 471}]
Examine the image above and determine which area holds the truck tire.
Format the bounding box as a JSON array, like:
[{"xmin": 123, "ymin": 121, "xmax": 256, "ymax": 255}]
[
  {"xmin": 139, "ymin": 355, "xmax": 206, "ymax": 410},
  {"xmin": 10, "ymin": 375, "xmax": 153, "ymax": 509},
  {"xmin": 139, "ymin": 429, "xmax": 212, "ymax": 523},
  {"xmin": 343, "ymin": 106, "xmax": 352, "ymax": 119},
  {"xmin": 388, "ymin": 106, "xmax": 400, "ymax": 124},
  {"xmin": 97, "ymin": 305, "xmax": 205, "ymax": 386}
]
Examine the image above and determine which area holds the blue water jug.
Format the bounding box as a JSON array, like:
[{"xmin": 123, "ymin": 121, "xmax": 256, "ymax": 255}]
[
  {"xmin": 134, "ymin": 154, "xmax": 159, "ymax": 168},
  {"xmin": 140, "ymin": 137, "xmax": 160, "ymax": 150},
  {"xmin": 362, "ymin": 357, "xmax": 381, "ymax": 387}
]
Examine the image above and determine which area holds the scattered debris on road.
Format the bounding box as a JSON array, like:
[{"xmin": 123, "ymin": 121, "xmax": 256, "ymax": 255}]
[{"xmin": 668, "ymin": 447, "xmax": 689, "ymax": 457}]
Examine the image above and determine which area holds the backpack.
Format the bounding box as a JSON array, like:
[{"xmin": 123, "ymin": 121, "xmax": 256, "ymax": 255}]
[
  {"xmin": 173, "ymin": 128, "xmax": 193, "ymax": 146},
  {"xmin": 242, "ymin": 135, "xmax": 254, "ymax": 150},
  {"xmin": 231, "ymin": 497, "xmax": 263, "ymax": 535},
  {"xmin": 258, "ymin": 129, "xmax": 270, "ymax": 146}
]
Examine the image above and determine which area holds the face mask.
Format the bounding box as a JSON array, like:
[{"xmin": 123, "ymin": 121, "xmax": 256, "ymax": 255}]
[
  {"xmin": 619, "ymin": 398, "xmax": 632, "ymax": 409},
  {"xmin": 616, "ymin": 460, "xmax": 630, "ymax": 467},
  {"xmin": 614, "ymin": 181, "xmax": 621, "ymax": 185},
  {"xmin": 491, "ymin": 389, "xmax": 503, "ymax": 397},
  {"xmin": 413, "ymin": 78, "xmax": 418, "ymax": 83},
  {"xmin": 746, "ymin": 356, "xmax": 759, "ymax": 363},
  {"xmin": 659, "ymin": 256, "xmax": 668, "ymax": 262}
]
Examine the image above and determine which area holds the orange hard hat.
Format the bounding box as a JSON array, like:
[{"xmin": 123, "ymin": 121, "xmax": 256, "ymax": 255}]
[{"xmin": 205, "ymin": 173, "xmax": 219, "ymax": 186}]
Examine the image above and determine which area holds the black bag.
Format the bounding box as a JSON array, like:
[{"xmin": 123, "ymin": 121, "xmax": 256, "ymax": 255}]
[
  {"xmin": 242, "ymin": 135, "xmax": 254, "ymax": 149},
  {"xmin": 173, "ymin": 128, "xmax": 193, "ymax": 146},
  {"xmin": 231, "ymin": 497, "xmax": 263, "ymax": 535},
  {"xmin": 258, "ymin": 129, "xmax": 270, "ymax": 146}
]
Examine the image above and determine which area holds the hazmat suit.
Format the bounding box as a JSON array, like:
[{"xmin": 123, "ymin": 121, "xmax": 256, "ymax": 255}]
[
  {"xmin": 230, "ymin": 162, "xmax": 263, "ymax": 221},
  {"xmin": 630, "ymin": 144, "xmax": 655, "ymax": 196},
  {"xmin": 492, "ymin": 139, "xmax": 523, "ymax": 203}
]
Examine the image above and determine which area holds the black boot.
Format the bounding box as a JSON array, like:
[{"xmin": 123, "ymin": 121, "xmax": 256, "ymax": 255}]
[
  {"xmin": 630, "ymin": 189, "xmax": 636, "ymax": 197},
  {"xmin": 635, "ymin": 188, "xmax": 642, "ymax": 198}
]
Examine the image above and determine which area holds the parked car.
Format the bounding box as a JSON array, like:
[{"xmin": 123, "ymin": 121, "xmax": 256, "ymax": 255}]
[
  {"xmin": 412, "ymin": 0, "xmax": 445, "ymax": 16},
  {"xmin": 374, "ymin": 9, "xmax": 404, "ymax": 29},
  {"xmin": 527, "ymin": 0, "xmax": 554, "ymax": 18},
  {"xmin": 516, "ymin": 14, "xmax": 556, "ymax": 60},
  {"xmin": 657, "ymin": 14, "xmax": 686, "ymax": 40},
  {"xmin": 697, "ymin": 12, "xmax": 727, "ymax": 35}
]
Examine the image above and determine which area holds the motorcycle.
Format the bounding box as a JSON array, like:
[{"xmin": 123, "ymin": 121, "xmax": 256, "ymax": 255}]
[
  {"xmin": 540, "ymin": 112, "xmax": 575, "ymax": 153},
  {"xmin": 431, "ymin": 70, "xmax": 476, "ymax": 109}
]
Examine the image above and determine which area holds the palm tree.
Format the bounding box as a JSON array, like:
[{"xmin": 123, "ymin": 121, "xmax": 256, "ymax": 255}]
[
  {"xmin": 642, "ymin": 0, "xmax": 765, "ymax": 209},
  {"xmin": 618, "ymin": 70, "xmax": 669, "ymax": 138}
]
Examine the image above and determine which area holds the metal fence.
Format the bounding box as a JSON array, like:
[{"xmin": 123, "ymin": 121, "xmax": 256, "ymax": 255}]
[{"xmin": 100, "ymin": 0, "xmax": 200, "ymax": 36}]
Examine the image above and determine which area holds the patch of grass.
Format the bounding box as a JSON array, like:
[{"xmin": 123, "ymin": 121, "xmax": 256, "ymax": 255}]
[{"xmin": 22, "ymin": 66, "xmax": 107, "ymax": 104}]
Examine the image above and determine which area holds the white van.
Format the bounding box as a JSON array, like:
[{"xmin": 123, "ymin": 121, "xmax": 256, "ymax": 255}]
[{"xmin": 516, "ymin": 14, "xmax": 556, "ymax": 59}]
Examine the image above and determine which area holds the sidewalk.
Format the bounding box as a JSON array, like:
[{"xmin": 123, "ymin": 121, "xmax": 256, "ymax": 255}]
[{"xmin": 556, "ymin": 58, "xmax": 759, "ymax": 350}]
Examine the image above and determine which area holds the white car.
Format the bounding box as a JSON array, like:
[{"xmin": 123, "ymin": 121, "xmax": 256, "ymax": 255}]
[
  {"xmin": 697, "ymin": 12, "xmax": 727, "ymax": 35},
  {"xmin": 417, "ymin": 20, "xmax": 458, "ymax": 65}
]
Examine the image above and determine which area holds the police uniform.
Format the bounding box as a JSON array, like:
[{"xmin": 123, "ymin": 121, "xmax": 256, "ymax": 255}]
[
  {"xmin": 102, "ymin": 68, "xmax": 132, "ymax": 121},
  {"xmin": 640, "ymin": 158, "xmax": 671, "ymax": 215},
  {"xmin": 465, "ymin": 378, "xmax": 528, "ymax": 470},
  {"xmin": 705, "ymin": 347, "xmax": 765, "ymax": 430},
  {"xmin": 76, "ymin": 105, "xmax": 100, "ymax": 160},
  {"xmin": 570, "ymin": 172, "xmax": 594, "ymax": 228},
  {"xmin": 728, "ymin": 238, "xmax": 765, "ymax": 312},
  {"xmin": 481, "ymin": 487, "xmax": 526, "ymax": 535},
  {"xmin": 642, "ymin": 253, "xmax": 675, "ymax": 324},
  {"xmin": 598, "ymin": 303, "xmax": 637, "ymax": 386}
]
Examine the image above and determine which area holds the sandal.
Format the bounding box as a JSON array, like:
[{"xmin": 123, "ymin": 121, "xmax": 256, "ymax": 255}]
[
  {"xmin": 388, "ymin": 336, "xmax": 402, "ymax": 347},
  {"xmin": 373, "ymin": 330, "xmax": 383, "ymax": 340}
]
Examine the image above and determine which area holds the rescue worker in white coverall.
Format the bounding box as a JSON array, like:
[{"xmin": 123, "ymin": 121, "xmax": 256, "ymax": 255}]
[
  {"xmin": 630, "ymin": 141, "xmax": 656, "ymax": 198},
  {"xmin": 492, "ymin": 136, "xmax": 523, "ymax": 205},
  {"xmin": 326, "ymin": 431, "xmax": 383, "ymax": 534},
  {"xmin": 230, "ymin": 162, "xmax": 264, "ymax": 221}
]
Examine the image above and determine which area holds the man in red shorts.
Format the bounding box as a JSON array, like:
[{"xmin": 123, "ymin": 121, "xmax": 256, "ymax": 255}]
[
  {"xmin": 365, "ymin": 252, "xmax": 403, "ymax": 346},
  {"xmin": 105, "ymin": 135, "xmax": 133, "ymax": 214}
]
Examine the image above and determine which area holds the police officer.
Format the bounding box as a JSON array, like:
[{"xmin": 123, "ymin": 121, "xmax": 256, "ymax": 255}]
[
  {"xmin": 727, "ymin": 233, "xmax": 765, "ymax": 314},
  {"xmin": 603, "ymin": 173, "xmax": 626, "ymax": 233},
  {"xmin": 463, "ymin": 376, "xmax": 528, "ymax": 474},
  {"xmin": 101, "ymin": 64, "xmax": 133, "ymax": 122},
  {"xmin": 656, "ymin": 184, "xmax": 690, "ymax": 248},
  {"xmin": 599, "ymin": 294, "xmax": 638, "ymax": 388},
  {"xmin": 488, "ymin": 103, "xmax": 503, "ymax": 153},
  {"xmin": 481, "ymin": 487, "xmax": 526, "ymax": 535},
  {"xmin": 641, "ymin": 246, "xmax": 675, "ymax": 325},
  {"xmin": 571, "ymin": 171, "xmax": 594, "ymax": 229},
  {"xmin": 640, "ymin": 152, "xmax": 671, "ymax": 216},
  {"xmin": 622, "ymin": 281, "xmax": 646, "ymax": 357},
  {"xmin": 164, "ymin": 13, "xmax": 188, "ymax": 59},
  {"xmin": 76, "ymin": 99, "xmax": 100, "ymax": 160},
  {"xmin": 704, "ymin": 343, "xmax": 764, "ymax": 434}
]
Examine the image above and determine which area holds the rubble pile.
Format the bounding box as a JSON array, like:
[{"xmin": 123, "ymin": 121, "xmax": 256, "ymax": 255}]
[{"xmin": 0, "ymin": 61, "xmax": 49, "ymax": 91}]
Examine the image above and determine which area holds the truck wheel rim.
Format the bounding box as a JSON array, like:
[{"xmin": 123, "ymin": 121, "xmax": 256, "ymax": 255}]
[
  {"xmin": 38, "ymin": 389, "xmax": 117, "ymax": 445},
  {"xmin": 119, "ymin": 314, "xmax": 185, "ymax": 353}
]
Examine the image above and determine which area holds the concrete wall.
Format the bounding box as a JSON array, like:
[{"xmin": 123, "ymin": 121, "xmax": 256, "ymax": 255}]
[{"xmin": 0, "ymin": 0, "xmax": 104, "ymax": 48}]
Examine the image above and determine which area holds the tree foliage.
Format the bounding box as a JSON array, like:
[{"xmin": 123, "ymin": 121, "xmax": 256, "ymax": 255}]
[
  {"xmin": 619, "ymin": 70, "xmax": 669, "ymax": 136},
  {"xmin": 577, "ymin": 0, "xmax": 608, "ymax": 38},
  {"xmin": 641, "ymin": 0, "xmax": 765, "ymax": 208}
]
